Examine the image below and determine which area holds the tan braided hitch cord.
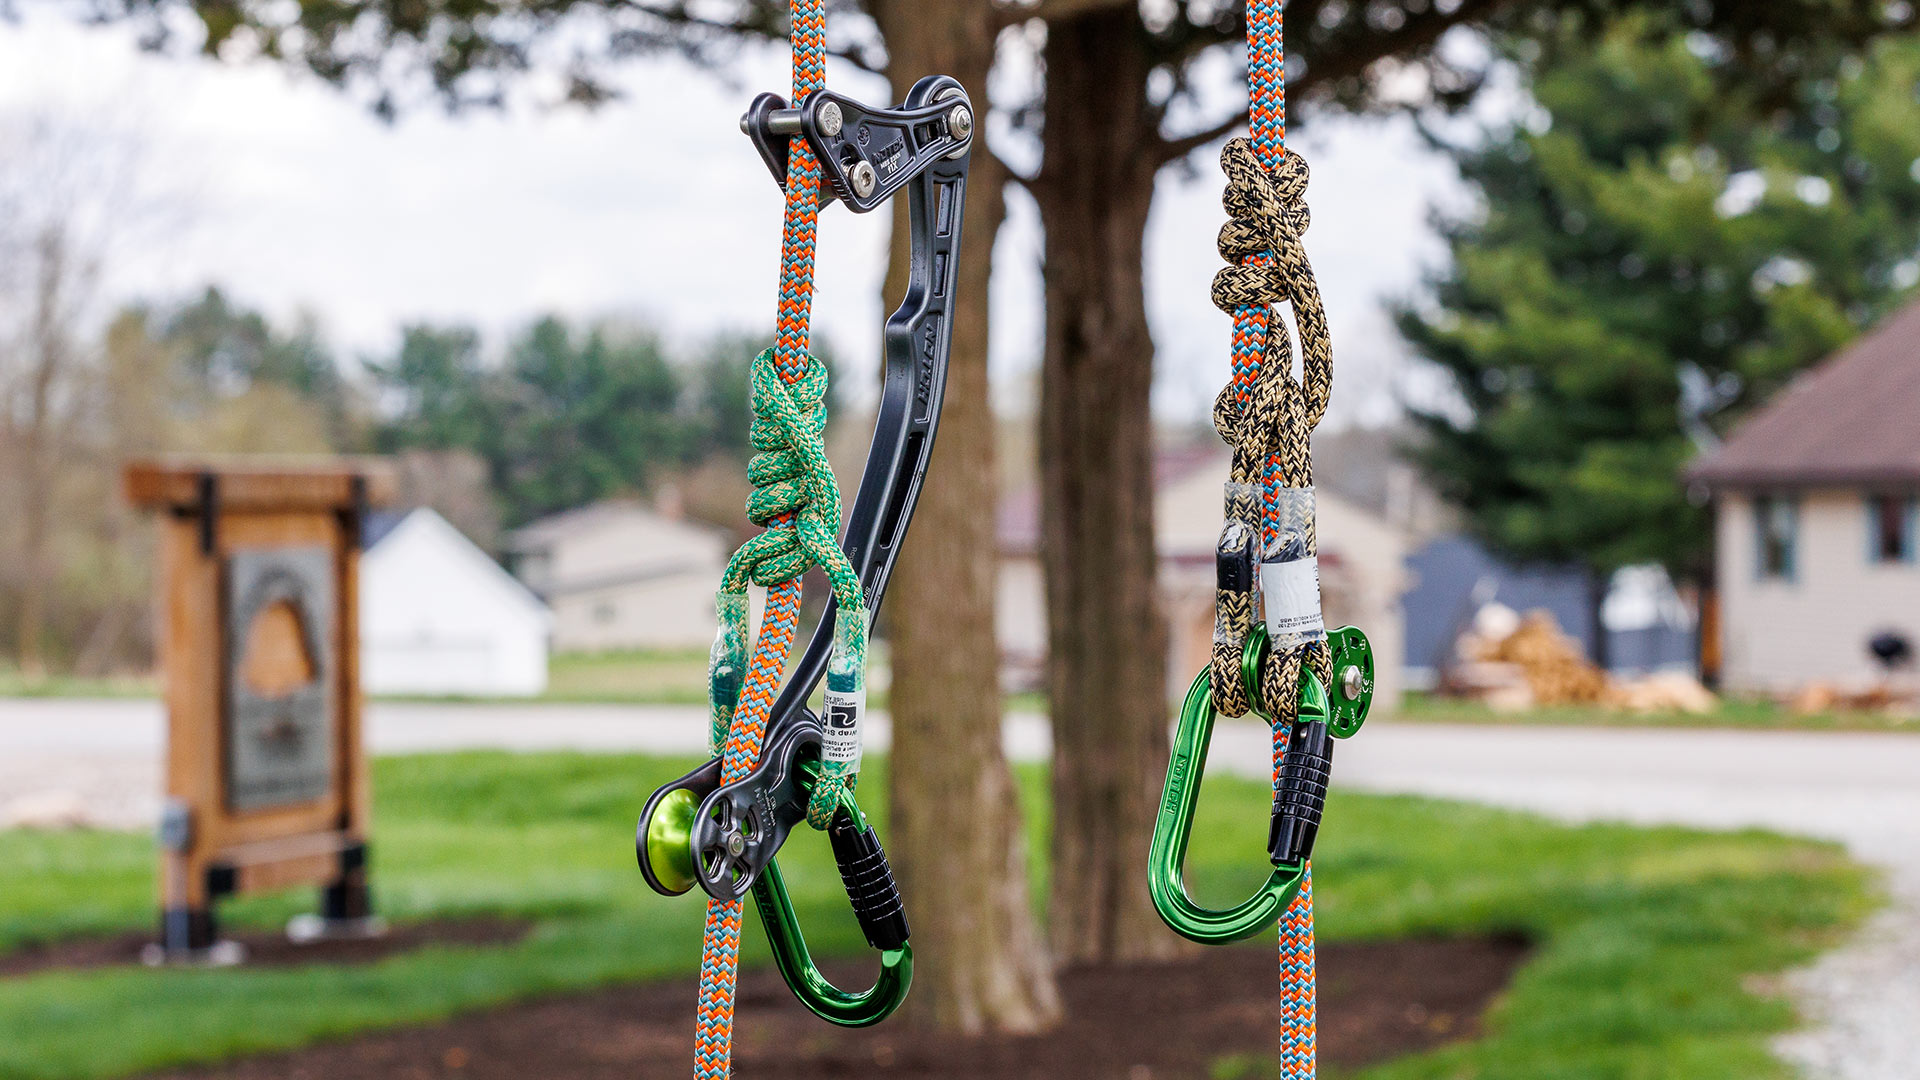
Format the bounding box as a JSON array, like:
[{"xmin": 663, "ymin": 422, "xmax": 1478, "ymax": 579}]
[{"xmin": 1208, "ymin": 139, "xmax": 1335, "ymax": 720}]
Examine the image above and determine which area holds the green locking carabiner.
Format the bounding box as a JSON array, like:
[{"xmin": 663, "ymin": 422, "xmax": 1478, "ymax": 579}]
[
  {"xmin": 749, "ymin": 768, "xmax": 912, "ymax": 1028},
  {"xmin": 1148, "ymin": 624, "xmax": 1372, "ymax": 945},
  {"xmin": 751, "ymin": 857, "xmax": 912, "ymax": 1026}
]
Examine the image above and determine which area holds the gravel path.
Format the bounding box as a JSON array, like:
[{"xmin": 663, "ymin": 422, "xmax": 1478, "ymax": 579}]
[{"xmin": 2, "ymin": 699, "xmax": 1914, "ymax": 1077}]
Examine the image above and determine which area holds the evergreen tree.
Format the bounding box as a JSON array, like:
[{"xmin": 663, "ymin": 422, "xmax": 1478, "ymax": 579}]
[
  {"xmin": 371, "ymin": 317, "xmax": 690, "ymax": 526},
  {"xmin": 495, "ymin": 317, "xmax": 684, "ymax": 523},
  {"xmin": 1401, "ymin": 17, "xmax": 1920, "ymax": 590},
  {"xmin": 161, "ymin": 287, "xmax": 354, "ymax": 441},
  {"xmin": 367, "ymin": 325, "xmax": 503, "ymax": 456}
]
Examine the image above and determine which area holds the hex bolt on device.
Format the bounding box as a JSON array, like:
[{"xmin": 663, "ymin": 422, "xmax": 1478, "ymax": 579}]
[{"xmin": 637, "ymin": 73, "xmax": 972, "ymax": 1028}]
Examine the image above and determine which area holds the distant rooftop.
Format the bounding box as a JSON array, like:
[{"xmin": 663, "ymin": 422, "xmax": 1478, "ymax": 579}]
[
  {"xmin": 506, "ymin": 499, "xmax": 659, "ymax": 551},
  {"xmin": 1689, "ymin": 298, "xmax": 1920, "ymax": 489},
  {"xmin": 361, "ymin": 508, "xmax": 410, "ymax": 549}
]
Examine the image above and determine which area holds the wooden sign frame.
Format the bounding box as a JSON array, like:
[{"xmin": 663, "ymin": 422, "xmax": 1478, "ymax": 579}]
[{"xmin": 126, "ymin": 458, "xmax": 395, "ymax": 961}]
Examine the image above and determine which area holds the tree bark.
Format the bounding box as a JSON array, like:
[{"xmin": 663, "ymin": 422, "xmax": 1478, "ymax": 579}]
[
  {"xmin": 1034, "ymin": 8, "xmax": 1181, "ymax": 965},
  {"xmin": 871, "ymin": 1, "xmax": 1062, "ymax": 1035}
]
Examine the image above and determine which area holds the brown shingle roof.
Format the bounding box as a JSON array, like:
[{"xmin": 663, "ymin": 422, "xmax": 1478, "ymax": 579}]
[{"xmin": 1688, "ymin": 298, "xmax": 1920, "ymax": 489}]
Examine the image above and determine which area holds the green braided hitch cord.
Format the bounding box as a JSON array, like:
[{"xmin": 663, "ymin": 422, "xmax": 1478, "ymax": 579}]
[{"xmin": 708, "ymin": 347, "xmax": 870, "ymax": 830}]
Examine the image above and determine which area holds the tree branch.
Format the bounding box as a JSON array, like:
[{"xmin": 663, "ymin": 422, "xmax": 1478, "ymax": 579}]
[
  {"xmin": 1015, "ymin": 0, "xmax": 1137, "ymax": 20},
  {"xmin": 1149, "ymin": 0, "xmax": 1515, "ymax": 166},
  {"xmin": 634, "ymin": 4, "xmax": 888, "ymax": 75},
  {"xmin": 1294, "ymin": 0, "xmax": 1513, "ymax": 101},
  {"xmin": 1154, "ymin": 109, "xmax": 1248, "ymax": 165}
]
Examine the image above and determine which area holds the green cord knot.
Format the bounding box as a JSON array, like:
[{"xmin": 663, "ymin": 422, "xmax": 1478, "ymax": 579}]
[{"xmin": 707, "ymin": 348, "xmax": 869, "ymax": 830}]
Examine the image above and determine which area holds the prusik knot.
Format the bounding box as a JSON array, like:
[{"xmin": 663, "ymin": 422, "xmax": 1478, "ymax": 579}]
[
  {"xmin": 1211, "ymin": 140, "xmax": 1312, "ymax": 314},
  {"xmin": 710, "ymin": 347, "xmax": 869, "ymax": 832},
  {"xmin": 1207, "ymin": 138, "xmax": 1332, "ymax": 491},
  {"xmin": 720, "ymin": 348, "xmax": 848, "ymax": 591},
  {"xmin": 1204, "ymin": 138, "xmax": 1336, "ymax": 722}
]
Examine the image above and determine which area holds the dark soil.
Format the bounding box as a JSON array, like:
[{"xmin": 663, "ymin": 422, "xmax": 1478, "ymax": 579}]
[
  {"xmin": 146, "ymin": 934, "xmax": 1529, "ymax": 1080},
  {"xmin": 0, "ymin": 917, "xmax": 530, "ymax": 979}
]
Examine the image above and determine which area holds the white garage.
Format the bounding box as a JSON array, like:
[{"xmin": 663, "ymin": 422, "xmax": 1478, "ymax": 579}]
[{"xmin": 359, "ymin": 508, "xmax": 551, "ymax": 697}]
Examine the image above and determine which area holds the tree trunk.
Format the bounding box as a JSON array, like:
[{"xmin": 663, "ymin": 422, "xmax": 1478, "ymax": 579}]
[
  {"xmin": 1033, "ymin": 8, "xmax": 1181, "ymax": 965},
  {"xmin": 16, "ymin": 225, "xmax": 73, "ymax": 678},
  {"xmin": 871, "ymin": 1, "xmax": 1062, "ymax": 1035}
]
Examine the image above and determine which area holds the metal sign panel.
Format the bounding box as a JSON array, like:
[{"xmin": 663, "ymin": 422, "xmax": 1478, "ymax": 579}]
[{"xmin": 224, "ymin": 547, "xmax": 336, "ymax": 811}]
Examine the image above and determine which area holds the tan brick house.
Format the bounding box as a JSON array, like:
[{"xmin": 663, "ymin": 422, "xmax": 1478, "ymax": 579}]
[{"xmin": 1688, "ymin": 300, "xmax": 1920, "ymax": 694}]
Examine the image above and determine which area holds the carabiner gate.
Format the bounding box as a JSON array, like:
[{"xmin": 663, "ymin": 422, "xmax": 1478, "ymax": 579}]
[
  {"xmin": 1148, "ymin": 624, "xmax": 1373, "ymax": 945},
  {"xmin": 753, "ymin": 763, "xmax": 912, "ymax": 1026},
  {"xmin": 754, "ymin": 862, "xmax": 913, "ymax": 1026}
]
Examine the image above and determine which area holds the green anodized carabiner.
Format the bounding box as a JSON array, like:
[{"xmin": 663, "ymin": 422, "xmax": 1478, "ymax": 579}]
[
  {"xmin": 1148, "ymin": 624, "xmax": 1372, "ymax": 945},
  {"xmin": 752, "ymin": 858, "xmax": 912, "ymax": 1027},
  {"xmin": 751, "ymin": 762, "xmax": 911, "ymax": 1026}
]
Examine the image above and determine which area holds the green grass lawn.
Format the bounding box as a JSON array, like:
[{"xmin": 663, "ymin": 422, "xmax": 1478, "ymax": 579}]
[
  {"xmin": 0, "ymin": 752, "xmax": 1875, "ymax": 1080},
  {"xmin": 1400, "ymin": 691, "xmax": 1920, "ymax": 733},
  {"xmin": 0, "ymin": 651, "xmax": 718, "ymax": 706},
  {"xmin": 0, "ymin": 668, "xmax": 158, "ymax": 700},
  {"xmin": 536, "ymin": 648, "xmax": 714, "ymax": 704}
]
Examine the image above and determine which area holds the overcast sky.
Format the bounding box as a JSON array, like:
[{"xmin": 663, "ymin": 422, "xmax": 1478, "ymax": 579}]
[{"xmin": 0, "ymin": 7, "xmax": 1470, "ymax": 427}]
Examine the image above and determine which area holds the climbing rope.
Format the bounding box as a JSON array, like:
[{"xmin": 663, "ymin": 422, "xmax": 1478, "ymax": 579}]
[
  {"xmin": 1207, "ymin": 1, "xmax": 1334, "ymax": 1075},
  {"xmin": 694, "ymin": 1, "xmax": 870, "ymax": 1074}
]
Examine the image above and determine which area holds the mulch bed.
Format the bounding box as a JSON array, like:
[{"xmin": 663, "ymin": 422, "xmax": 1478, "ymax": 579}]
[
  {"xmin": 0, "ymin": 918, "xmax": 530, "ymax": 979},
  {"xmin": 145, "ymin": 934, "xmax": 1529, "ymax": 1080}
]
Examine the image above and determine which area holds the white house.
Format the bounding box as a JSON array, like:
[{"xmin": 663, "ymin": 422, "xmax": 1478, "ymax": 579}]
[
  {"xmin": 998, "ymin": 445, "xmax": 1409, "ymax": 707},
  {"xmin": 359, "ymin": 508, "xmax": 551, "ymax": 696},
  {"xmin": 1688, "ymin": 298, "xmax": 1920, "ymax": 694},
  {"xmin": 507, "ymin": 500, "xmax": 730, "ymax": 652}
]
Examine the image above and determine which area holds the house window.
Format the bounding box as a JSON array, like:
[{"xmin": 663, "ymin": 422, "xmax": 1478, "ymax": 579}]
[
  {"xmin": 1753, "ymin": 495, "xmax": 1798, "ymax": 581},
  {"xmin": 1867, "ymin": 495, "xmax": 1917, "ymax": 564}
]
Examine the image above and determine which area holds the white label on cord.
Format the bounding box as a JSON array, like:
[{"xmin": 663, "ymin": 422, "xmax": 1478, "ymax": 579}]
[
  {"xmin": 1260, "ymin": 556, "xmax": 1324, "ymax": 638},
  {"xmin": 821, "ymin": 688, "xmax": 865, "ymax": 767}
]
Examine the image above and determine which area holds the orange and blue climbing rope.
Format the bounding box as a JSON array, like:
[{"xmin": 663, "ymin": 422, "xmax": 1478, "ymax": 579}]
[
  {"xmin": 692, "ymin": 1, "xmax": 847, "ymax": 1075},
  {"xmin": 1210, "ymin": 1, "xmax": 1333, "ymax": 1075}
]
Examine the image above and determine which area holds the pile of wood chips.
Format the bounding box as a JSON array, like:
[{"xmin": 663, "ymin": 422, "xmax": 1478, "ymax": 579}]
[
  {"xmin": 1786, "ymin": 682, "xmax": 1916, "ymax": 715},
  {"xmin": 1448, "ymin": 607, "xmax": 1716, "ymax": 713}
]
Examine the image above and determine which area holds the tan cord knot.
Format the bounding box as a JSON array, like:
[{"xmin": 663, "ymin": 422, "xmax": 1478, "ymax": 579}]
[{"xmin": 1204, "ymin": 137, "xmax": 1336, "ymax": 721}]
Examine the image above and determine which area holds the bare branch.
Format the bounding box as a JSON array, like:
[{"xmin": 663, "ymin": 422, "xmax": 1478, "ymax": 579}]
[
  {"xmin": 1013, "ymin": 0, "xmax": 1137, "ymax": 20},
  {"xmin": 1150, "ymin": 0, "xmax": 1515, "ymax": 166},
  {"xmin": 1154, "ymin": 108, "xmax": 1248, "ymax": 165},
  {"xmin": 1293, "ymin": 0, "xmax": 1513, "ymax": 98}
]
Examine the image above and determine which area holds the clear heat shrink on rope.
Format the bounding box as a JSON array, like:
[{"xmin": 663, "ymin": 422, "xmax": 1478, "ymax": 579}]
[
  {"xmin": 1214, "ymin": 482, "xmax": 1263, "ymax": 646},
  {"xmin": 822, "ymin": 612, "xmax": 868, "ymax": 769},
  {"xmin": 1260, "ymin": 486, "xmax": 1325, "ymax": 653},
  {"xmin": 708, "ymin": 591, "xmax": 751, "ymax": 751}
]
